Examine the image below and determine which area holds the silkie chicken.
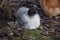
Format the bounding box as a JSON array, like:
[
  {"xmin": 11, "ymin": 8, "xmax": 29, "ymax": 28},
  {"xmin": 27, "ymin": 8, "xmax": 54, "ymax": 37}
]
[
  {"xmin": 40, "ymin": 0, "xmax": 60, "ymax": 17},
  {"xmin": 14, "ymin": 6, "xmax": 40, "ymax": 29}
]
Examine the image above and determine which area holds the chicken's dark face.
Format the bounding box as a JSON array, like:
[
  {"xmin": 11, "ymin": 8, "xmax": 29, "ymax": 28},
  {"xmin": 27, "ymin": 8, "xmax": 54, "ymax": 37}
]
[{"xmin": 27, "ymin": 8, "xmax": 37, "ymax": 16}]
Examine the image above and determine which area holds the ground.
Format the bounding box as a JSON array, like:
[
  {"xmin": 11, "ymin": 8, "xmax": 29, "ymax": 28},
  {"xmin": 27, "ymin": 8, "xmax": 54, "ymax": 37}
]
[{"xmin": 0, "ymin": 0, "xmax": 60, "ymax": 40}]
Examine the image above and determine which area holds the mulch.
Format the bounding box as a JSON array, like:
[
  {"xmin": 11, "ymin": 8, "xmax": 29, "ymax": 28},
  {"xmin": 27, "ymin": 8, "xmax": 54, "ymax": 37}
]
[{"xmin": 0, "ymin": 0, "xmax": 60, "ymax": 40}]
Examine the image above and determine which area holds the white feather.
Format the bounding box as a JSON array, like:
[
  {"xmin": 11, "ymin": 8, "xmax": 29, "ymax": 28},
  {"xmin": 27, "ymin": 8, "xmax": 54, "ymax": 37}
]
[{"xmin": 15, "ymin": 7, "xmax": 40, "ymax": 29}]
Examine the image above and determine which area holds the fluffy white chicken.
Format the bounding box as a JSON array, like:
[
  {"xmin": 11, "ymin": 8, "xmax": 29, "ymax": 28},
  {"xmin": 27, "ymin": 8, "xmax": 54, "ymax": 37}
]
[{"xmin": 15, "ymin": 7, "xmax": 40, "ymax": 29}]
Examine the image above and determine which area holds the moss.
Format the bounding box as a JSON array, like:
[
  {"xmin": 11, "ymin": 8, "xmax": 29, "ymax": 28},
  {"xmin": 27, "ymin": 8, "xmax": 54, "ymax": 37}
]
[
  {"xmin": 22, "ymin": 29, "xmax": 53, "ymax": 40},
  {"xmin": 13, "ymin": 37, "xmax": 21, "ymax": 40}
]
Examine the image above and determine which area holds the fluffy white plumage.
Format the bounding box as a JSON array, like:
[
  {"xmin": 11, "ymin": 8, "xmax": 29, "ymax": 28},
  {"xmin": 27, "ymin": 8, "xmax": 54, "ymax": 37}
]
[{"xmin": 15, "ymin": 7, "xmax": 40, "ymax": 29}]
